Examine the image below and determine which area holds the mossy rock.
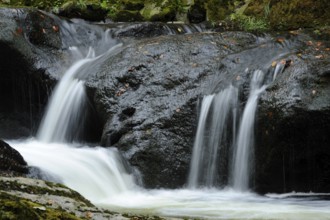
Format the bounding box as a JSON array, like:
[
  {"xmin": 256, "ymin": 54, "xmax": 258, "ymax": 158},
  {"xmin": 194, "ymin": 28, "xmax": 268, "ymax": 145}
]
[
  {"xmin": 243, "ymin": 0, "xmax": 270, "ymax": 18},
  {"xmin": 110, "ymin": 9, "xmax": 144, "ymax": 22},
  {"xmin": 140, "ymin": 2, "xmax": 176, "ymax": 22},
  {"xmin": 269, "ymin": 0, "xmax": 330, "ymax": 30},
  {"xmin": 57, "ymin": 0, "xmax": 108, "ymax": 21},
  {"xmin": 206, "ymin": 0, "xmax": 235, "ymax": 22},
  {"xmin": 121, "ymin": 0, "xmax": 144, "ymax": 10},
  {"xmin": 0, "ymin": 192, "xmax": 80, "ymax": 220}
]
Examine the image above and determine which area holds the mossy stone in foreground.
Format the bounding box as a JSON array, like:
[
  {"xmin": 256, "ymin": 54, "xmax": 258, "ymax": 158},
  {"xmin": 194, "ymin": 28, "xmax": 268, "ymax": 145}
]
[{"xmin": 0, "ymin": 192, "xmax": 80, "ymax": 220}]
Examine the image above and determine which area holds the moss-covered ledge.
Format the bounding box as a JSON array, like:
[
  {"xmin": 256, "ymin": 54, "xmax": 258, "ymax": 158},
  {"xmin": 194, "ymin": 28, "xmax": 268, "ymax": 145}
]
[{"xmin": 0, "ymin": 176, "xmax": 172, "ymax": 220}]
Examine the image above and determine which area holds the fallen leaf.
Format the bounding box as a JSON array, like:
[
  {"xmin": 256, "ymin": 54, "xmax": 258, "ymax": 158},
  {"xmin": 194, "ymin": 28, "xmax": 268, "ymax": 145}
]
[
  {"xmin": 176, "ymin": 108, "xmax": 181, "ymax": 113},
  {"xmin": 42, "ymin": 28, "xmax": 46, "ymax": 34},
  {"xmin": 52, "ymin": 25, "xmax": 59, "ymax": 32},
  {"xmin": 15, "ymin": 27, "xmax": 23, "ymax": 35},
  {"xmin": 316, "ymin": 42, "xmax": 322, "ymax": 47},
  {"xmin": 271, "ymin": 61, "xmax": 277, "ymax": 67},
  {"xmin": 85, "ymin": 211, "xmax": 93, "ymax": 219},
  {"xmin": 280, "ymin": 59, "xmax": 286, "ymax": 65},
  {"xmin": 116, "ymin": 87, "xmax": 126, "ymax": 96},
  {"xmin": 315, "ymin": 55, "xmax": 324, "ymax": 59},
  {"xmin": 125, "ymin": 83, "xmax": 129, "ymax": 88},
  {"xmin": 306, "ymin": 41, "xmax": 313, "ymax": 46},
  {"xmin": 325, "ymin": 48, "xmax": 330, "ymax": 51},
  {"xmin": 289, "ymin": 30, "xmax": 298, "ymax": 35},
  {"xmin": 276, "ymin": 38, "xmax": 285, "ymax": 43},
  {"xmin": 177, "ymin": 27, "xmax": 182, "ymax": 32}
]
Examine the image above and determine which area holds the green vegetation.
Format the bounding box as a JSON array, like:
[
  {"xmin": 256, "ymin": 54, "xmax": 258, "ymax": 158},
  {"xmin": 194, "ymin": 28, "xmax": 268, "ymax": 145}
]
[
  {"xmin": 0, "ymin": 0, "xmax": 330, "ymax": 33},
  {"xmin": 229, "ymin": 13, "xmax": 269, "ymax": 31}
]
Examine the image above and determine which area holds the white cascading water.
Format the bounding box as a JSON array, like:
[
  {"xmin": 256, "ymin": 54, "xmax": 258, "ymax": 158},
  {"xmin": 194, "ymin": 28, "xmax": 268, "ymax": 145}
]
[
  {"xmin": 231, "ymin": 70, "xmax": 267, "ymax": 191},
  {"xmin": 6, "ymin": 17, "xmax": 330, "ymax": 220},
  {"xmin": 10, "ymin": 140, "xmax": 135, "ymax": 201},
  {"xmin": 188, "ymin": 86, "xmax": 238, "ymax": 188},
  {"xmin": 188, "ymin": 94, "xmax": 214, "ymax": 188},
  {"xmin": 9, "ymin": 20, "xmax": 137, "ymax": 200},
  {"xmin": 37, "ymin": 48, "xmax": 92, "ymax": 142}
]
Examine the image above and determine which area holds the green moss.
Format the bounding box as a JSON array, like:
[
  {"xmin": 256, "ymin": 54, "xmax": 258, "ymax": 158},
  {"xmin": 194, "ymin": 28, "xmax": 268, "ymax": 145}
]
[
  {"xmin": 229, "ymin": 13, "xmax": 269, "ymax": 32},
  {"xmin": 0, "ymin": 192, "xmax": 81, "ymax": 220},
  {"xmin": 244, "ymin": 0, "xmax": 330, "ymax": 30},
  {"xmin": 269, "ymin": 0, "xmax": 330, "ymax": 30},
  {"xmin": 206, "ymin": 0, "xmax": 235, "ymax": 22}
]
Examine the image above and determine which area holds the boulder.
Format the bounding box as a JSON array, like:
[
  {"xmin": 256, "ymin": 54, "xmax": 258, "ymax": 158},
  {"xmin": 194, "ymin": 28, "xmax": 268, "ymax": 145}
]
[
  {"xmin": 0, "ymin": 140, "xmax": 28, "ymax": 175},
  {"xmin": 255, "ymin": 33, "xmax": 330, "ymax": 193},
  {"xmin": 0, "ymin": 8, "xmax": 62, "ymax": 139},
  {"xmin": 85, "ymin": 31, "xmax": 278, "ymax": 188}
]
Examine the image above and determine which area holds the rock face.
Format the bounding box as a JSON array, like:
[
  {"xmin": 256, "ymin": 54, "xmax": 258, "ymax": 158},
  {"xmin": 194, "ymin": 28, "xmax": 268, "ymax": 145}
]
[
  {"xmin": 86, "ymin": 28, "xmax": 330, "ymax": 192},
  {"xmin": 85, "ymin": 31, "xmax": 298, "ymax": 188},
  {"xmin": 0, "ymin": 140, "xmax": 28, "ymax": 175},
  {"xmin": 255, "ymin": 34, "xmax": 330, "ymax": 193},
  {"xmin": 0, "ymin": 8, "xmax": 61, "ymax": 139}
]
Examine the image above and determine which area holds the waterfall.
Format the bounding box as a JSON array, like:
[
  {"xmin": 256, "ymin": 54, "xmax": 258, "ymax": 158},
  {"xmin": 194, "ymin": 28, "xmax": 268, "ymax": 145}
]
[
  {"xmin": 37, "ymin": 24, "xmax": 121, "ymax": 143},
  {"xmin": 11, "ymin": 140, "xmax": 136, "ymax": 201},
  {"xmin": 188, "ymin": 86, "xmax": 238, "ymax": 188},
  {"xmin": 231, "ymin": 70, "xmax": 267, "ymax": 191},
  {"xmin": 15, "ymin": 19, "xmax": 137, "ymax": 200},
  {"xmin": 188, "ymin": 70, "xmax": 268, "ymax": 190},
  {"xmin": 188, "ymin": 94, "xmax": 214, "ymax": 188},
  {"xmin": 37, "ymin": 49, "xmax": 93, "ymax": 142}
]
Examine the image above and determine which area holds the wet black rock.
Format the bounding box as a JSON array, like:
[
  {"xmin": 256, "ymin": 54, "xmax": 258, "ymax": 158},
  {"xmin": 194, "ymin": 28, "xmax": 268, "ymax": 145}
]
[
  {"xmin": 85, "ymin": 32, "xmax": 265, "ymax": 188},
  {"xmin": 0, "ymin": 8, "xmax": 63, "ymax": 139},
  {"xmin": 0, "ymin": 140, "xmax": 28, "ymax": 175},
  {"xmin": 255, "ymin": 36, "xmax": 330, "ymax": 193}
]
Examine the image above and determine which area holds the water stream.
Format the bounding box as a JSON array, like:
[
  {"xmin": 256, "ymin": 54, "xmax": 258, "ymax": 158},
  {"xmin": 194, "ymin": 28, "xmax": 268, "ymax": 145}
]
[{"xmin": 6, "ymin": 17, "xmax": 330, "ymax": 220}]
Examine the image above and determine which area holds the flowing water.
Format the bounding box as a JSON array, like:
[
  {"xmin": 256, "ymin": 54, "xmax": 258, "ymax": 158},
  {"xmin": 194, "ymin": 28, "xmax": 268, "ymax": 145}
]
[
  {"xmin": 8, "ymin": 139, "xmax": 330, "ymax": 220},
  {"xmin": 6, "ymin": 17, "xmax": 330, "ymax": 220},
  {"xmin": 231, "ymin": 70, "xmax": 267, "ymax": 191}
]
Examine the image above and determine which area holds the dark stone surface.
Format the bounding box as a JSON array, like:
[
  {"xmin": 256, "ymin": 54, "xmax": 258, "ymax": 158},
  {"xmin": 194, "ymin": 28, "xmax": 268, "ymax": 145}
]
[
  {"xmin": 0, "ymin": 8, "xmax": 60, "ymax": 139},
  {"xmin": 188, "ymin": 3, "xmax": 206, "ymax": 23},
  {"xmin": 0, "ymin": 139, "xmax": 28, "ymax": 174},
  {"xmin": 255, "ymin": 36, "xmax": 330, "ymax": 193},
  {"xmin": 85, "ymin": 31, "xmax": 290, "ymax": 188}
]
